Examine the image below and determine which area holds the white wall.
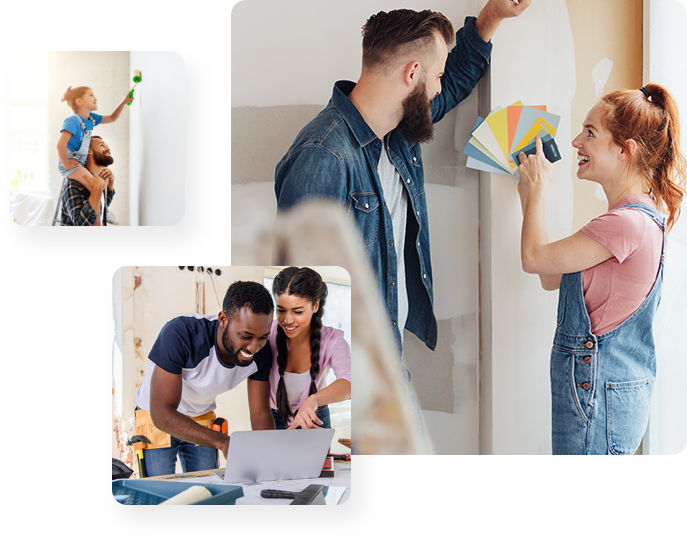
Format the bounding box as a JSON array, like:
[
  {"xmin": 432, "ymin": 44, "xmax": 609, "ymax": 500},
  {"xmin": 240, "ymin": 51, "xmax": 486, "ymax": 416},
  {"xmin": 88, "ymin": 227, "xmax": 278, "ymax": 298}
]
[
  {"xmin": 644, "ymin": 0, "xmax": 687, "ymax": 455},
  {"xmin": 481, "ymin": 0, "xmax": 576, "ymax": 455},
  {"xmin": 128, "ymin": 52, "xmax": 185, "ymax": 226}
]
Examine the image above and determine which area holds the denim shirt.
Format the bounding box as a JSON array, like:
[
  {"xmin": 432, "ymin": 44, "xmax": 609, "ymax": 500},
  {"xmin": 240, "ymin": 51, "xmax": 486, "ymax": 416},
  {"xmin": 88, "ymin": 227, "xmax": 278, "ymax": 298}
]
[{"xmin": 275, "ymin": 17, "xmax": 492, "ymax": 352}]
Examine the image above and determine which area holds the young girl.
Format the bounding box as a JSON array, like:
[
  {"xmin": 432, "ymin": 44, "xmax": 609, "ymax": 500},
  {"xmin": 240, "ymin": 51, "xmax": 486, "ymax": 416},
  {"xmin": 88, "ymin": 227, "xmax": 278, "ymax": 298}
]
[
  {"xmin": 269, "ymin": 267, "xmax": 352, "ymax": 430},
  {"xmin": 57, "ymin": 86, "xmax": 132, "ymax": 223},
  {"xmin": 516, "ymin": 83, "xmax": 685, "ymax": 455}
]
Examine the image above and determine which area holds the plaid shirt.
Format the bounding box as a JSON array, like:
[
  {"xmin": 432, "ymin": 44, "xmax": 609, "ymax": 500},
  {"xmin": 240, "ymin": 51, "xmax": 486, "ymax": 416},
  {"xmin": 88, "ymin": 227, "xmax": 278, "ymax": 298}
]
[{"xmin": 59, "ymin": 179, "xmax": 114, "ymax": 226}]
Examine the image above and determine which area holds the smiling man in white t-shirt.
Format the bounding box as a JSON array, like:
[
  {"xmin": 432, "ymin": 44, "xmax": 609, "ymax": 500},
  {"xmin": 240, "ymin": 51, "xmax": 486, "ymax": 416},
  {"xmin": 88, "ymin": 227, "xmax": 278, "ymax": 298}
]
[{"xmin": 133, "ymin": 281, "xmax": 275, "ymax": 477}]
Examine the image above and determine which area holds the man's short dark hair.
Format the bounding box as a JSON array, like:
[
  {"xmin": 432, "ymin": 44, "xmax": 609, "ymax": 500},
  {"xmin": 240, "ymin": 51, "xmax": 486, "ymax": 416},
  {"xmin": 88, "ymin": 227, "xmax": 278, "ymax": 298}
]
[
  {"xmin": 222, "ymin": 281, "xmax": 274, "ymax": 318},
  {"xmin": 361, "ymin": 9, "xmax": 454, "ymax": 68}
]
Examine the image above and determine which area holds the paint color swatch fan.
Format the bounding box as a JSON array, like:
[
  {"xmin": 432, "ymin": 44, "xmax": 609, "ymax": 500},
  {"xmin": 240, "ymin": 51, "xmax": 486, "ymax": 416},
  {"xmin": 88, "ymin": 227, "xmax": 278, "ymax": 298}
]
[{"xmin": 463, "ymin": 101, "xmax": 562, "ymax": 177}]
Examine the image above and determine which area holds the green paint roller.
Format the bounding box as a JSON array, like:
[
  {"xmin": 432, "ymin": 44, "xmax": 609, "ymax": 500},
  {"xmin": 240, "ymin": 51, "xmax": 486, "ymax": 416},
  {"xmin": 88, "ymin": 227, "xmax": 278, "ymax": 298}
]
[{"xmin": 127, "ymin": 69, "xmax": 142, "ymax": 105}]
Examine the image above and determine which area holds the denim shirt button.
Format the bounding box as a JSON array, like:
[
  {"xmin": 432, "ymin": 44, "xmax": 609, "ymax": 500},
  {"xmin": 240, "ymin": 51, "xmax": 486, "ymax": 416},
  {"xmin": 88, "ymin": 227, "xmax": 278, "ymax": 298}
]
[
  {"xmin": 406, "ymin": 178, "xmax": 411, "ymax": 183},
  {"xmin": 365, "ymin": 203, "xmax": 369, "ymax": 209},
  {"xmin": 389, "ymin": 241, "xmax": 394, "ymax": 247},
  {"xmin": 583, "ymin": 356, "xmax": 592, "ymax": 364},
  {"xmin": 391, "ymin": 281, "xmax": 396, "ymax": 286},
  {"xmin": 584, "ymin": 341, "xmax": 594, "ymax": 349},
  {"xmin": 580, "ymin": 382, "xmax": 591, "ymax": 390}
]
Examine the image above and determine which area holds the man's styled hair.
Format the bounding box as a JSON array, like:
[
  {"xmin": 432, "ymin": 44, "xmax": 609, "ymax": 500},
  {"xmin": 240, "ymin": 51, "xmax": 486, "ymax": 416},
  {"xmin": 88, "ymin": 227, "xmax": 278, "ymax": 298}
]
[
  {"xmin": 222, "ymin": 281, "xmax": 274, "ymax": 318},
  {"xmin": 361, "ymin": 9, "xmax": 454, "ymax": 68}
]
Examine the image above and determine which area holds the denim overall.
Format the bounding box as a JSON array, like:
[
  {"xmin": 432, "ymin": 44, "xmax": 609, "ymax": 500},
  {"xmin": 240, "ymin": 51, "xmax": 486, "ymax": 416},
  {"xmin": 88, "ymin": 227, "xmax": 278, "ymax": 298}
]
[
  {"xmin": 550, "ymin": 202, "xmax": 665, "ymax": 455},
  {"xmin": 58, "ymin": 114, "xmax": 95, "ymax": 178}
]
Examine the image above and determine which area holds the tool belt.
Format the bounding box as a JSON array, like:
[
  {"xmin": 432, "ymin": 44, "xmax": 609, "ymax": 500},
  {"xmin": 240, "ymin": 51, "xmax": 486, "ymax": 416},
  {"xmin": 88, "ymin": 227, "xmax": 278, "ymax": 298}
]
[{"xmin": 133, "ymin": 409, "xmax": 217, "ymax": 449}]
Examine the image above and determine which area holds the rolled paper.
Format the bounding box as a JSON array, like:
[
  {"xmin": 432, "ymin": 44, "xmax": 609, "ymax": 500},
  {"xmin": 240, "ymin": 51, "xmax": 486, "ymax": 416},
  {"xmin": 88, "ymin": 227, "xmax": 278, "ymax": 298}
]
[{"xmin": 159, "ymin": 485, "xmax": 213, "ymax": 505}]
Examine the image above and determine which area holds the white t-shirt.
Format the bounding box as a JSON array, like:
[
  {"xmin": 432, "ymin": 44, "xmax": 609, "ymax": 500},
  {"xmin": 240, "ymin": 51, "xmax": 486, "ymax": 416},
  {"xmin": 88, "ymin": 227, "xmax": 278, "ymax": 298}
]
[
  {"xmin": 134, "ymin": 313, "xmax": 272, "ymax": 417},
  {"xmin": 378, "ymin": 136, "xmax": 409, "ymax": 343}
]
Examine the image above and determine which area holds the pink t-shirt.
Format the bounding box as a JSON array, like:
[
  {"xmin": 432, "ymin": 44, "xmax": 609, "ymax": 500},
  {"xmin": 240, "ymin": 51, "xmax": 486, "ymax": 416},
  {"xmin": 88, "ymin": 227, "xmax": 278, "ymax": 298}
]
[
  {"xmin": 580, "ymin": 194, "xmax": 663, "ymax": 335},
  {"xmin": 267, "ymin": 320, "xmax": 351, "ymax": 413}
]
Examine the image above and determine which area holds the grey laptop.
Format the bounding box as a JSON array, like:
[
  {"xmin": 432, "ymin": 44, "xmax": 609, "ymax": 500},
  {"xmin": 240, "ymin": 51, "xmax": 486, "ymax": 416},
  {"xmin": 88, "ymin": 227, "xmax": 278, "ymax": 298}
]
[{"xmin": 220, "ymin": 428, "xmax": 335, "ymax": 484}]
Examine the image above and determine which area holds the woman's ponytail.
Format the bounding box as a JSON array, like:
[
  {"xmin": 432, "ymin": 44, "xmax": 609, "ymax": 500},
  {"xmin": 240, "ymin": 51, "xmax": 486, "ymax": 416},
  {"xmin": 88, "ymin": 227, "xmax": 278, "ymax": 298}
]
[{"xmin": 601, "ymin": 83, "xmax": 686, "ymax": 229}]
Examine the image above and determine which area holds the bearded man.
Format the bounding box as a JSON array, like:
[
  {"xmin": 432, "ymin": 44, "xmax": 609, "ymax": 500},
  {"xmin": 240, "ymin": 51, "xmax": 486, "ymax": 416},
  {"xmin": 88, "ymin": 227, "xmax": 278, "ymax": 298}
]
[{"xmin": 274, "ymin": 2, "xmax": 531, "ymax": 435}]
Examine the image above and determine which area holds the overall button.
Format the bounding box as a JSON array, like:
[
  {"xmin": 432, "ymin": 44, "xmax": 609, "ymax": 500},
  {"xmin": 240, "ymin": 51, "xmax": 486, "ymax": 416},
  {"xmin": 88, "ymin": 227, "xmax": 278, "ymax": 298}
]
[
  {"xmin": 578, "ymin": 382, "xmax": 591, "ymax": 391},
  {"xmin": 584, "ymin": 341, "xmax": 594, "ymax": 349},
  {"xmin": 583, "ymin": 356, "xmax": 592, "ymax": 364}
]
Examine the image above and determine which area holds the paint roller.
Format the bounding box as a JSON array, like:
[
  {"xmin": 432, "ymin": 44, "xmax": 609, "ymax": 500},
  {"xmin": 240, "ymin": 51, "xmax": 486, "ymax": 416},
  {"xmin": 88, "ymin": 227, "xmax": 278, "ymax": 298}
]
[
  {"xmin": 158, "ymin": 485, "xmax": 213, "ymax": 505},
  {"xmin": 127, "ymin": 69, "xmax": 142, "ymax": 105}
]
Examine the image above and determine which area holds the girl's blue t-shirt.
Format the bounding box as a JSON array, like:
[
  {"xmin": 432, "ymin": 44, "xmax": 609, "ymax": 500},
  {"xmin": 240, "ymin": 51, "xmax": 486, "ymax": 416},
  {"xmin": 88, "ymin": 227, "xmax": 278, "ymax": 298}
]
[{"xmin": 60, "ymin": 113, "xmax": 103, "ymax": 151}]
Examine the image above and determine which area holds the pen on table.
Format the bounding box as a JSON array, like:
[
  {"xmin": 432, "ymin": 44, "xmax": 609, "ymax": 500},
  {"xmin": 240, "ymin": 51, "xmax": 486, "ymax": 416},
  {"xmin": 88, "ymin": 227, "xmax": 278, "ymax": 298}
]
[{"xmin": 327, "ymin": 453, "xmax": 351, "ymax": 461}]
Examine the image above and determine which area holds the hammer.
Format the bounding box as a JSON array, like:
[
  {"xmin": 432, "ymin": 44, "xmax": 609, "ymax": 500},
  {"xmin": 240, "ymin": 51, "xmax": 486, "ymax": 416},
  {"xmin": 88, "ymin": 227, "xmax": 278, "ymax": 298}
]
[{"xmin": 126, "ymin": 435, "xmax": 151, "ymax": 478}]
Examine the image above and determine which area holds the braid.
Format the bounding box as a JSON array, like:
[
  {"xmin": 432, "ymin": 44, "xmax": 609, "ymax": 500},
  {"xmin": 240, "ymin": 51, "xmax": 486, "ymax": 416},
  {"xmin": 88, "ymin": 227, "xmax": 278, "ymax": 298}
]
[
  {"xmin": 308, "ymin": 304, "xmax": 324, "ymax": 396},
  {"xmin": 275, "ymin": 324, "xmax": 293, "ymax": 426}
]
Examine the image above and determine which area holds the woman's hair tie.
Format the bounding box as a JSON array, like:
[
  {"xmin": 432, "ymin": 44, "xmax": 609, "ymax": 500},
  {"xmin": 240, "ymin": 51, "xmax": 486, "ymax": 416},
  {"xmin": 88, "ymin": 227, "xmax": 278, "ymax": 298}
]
[{"xmin": 640, "ymin": 86, "xmax": 651, "ymax": 99}]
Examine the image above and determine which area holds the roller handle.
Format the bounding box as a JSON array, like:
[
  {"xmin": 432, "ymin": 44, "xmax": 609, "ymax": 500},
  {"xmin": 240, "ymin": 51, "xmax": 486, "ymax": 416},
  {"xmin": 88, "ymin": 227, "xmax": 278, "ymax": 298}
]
[
  {"xmin": 260, "ymin": 489, "xmax": 296, "ymax": 499},
  {"xmin": 127, "ymin": 76, "xmax": 141, "ymax": 105}
]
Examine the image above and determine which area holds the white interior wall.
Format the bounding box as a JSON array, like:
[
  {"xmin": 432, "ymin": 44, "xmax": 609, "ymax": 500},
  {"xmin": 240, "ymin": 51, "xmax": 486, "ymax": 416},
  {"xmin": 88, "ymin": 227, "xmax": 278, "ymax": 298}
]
[
  {"xmin": 481, "ymin": 0, "xmax": 576, "ymax": 454},
  {"xmin": 112, "ymin": 268, "xmax": 123, "ymax": 457},
  {"xmin": 644, "ymin": 0, "xmax": 687, "ymax": 455},
  {"xmin": 128, "ymin": 52, "xmax": 185, "ymax": 226}
]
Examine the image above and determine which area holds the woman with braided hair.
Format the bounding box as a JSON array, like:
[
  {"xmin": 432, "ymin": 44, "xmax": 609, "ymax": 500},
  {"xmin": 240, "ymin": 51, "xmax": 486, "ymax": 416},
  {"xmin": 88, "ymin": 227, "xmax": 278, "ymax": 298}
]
[{"xmin": 268, "ymin": 267, "xmax": 352, "ymax": 429}]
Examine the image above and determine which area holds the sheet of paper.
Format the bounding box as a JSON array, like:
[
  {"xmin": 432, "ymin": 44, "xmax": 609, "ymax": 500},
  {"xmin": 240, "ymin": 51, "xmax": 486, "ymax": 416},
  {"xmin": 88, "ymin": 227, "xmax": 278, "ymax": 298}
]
[
  {"xmin": 471, "ymin": 113, "xmax": 513, "ymax": 172},
  {"xmin": 485, "ymin": 102, "xmax": 519, "ymax": 163},
  {"xmin": 507, "ymin": 104, "xmax": 545, "ymax": 162},
  {"xmin": 463, "ymin": 117, "xmax": 512, "ymax": 173}
]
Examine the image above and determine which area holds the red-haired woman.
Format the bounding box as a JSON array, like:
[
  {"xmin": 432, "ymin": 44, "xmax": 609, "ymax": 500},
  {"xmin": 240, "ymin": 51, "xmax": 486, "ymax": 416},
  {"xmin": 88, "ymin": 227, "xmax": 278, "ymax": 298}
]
[{"xmin": 516, "ymin": 84, "xmax": 686, "ymax": 454}]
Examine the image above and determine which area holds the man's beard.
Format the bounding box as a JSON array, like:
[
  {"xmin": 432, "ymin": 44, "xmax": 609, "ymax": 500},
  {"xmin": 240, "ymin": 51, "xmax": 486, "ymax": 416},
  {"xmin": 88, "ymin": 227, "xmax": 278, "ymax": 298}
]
[
  {"xmin": 93, "ymin": 151, "xmax": 114, "ymax": 167},
  {"xmin": 221, "ymin": 325, "xmax": 254, "ymax": 367},
  {"xmin": 398, "ymin": 81, "xmax": 434, "ymax": 145}
]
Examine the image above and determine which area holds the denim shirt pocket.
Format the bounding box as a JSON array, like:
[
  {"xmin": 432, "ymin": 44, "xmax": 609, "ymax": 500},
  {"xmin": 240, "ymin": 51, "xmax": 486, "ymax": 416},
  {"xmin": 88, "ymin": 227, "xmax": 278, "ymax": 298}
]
[{"xmin": 349, "ymin": 192, "xmax": 380, "ymax": 247}]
